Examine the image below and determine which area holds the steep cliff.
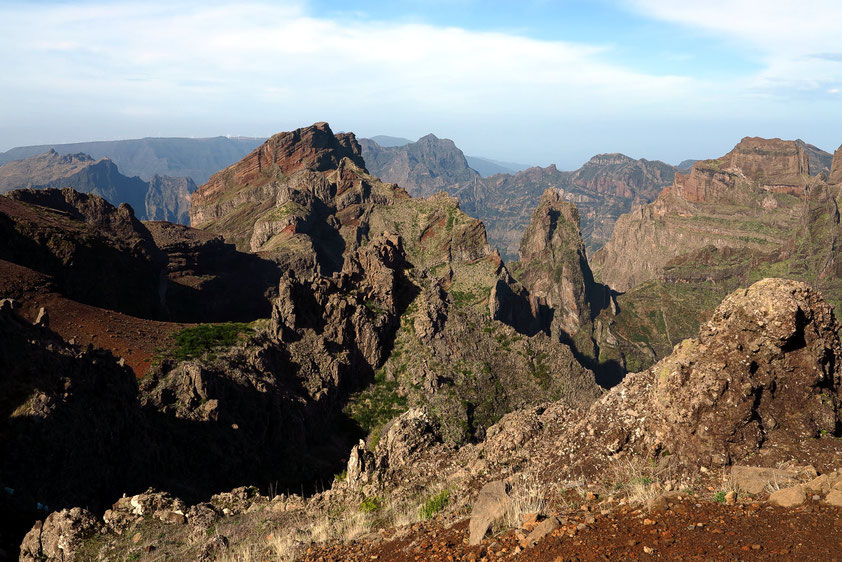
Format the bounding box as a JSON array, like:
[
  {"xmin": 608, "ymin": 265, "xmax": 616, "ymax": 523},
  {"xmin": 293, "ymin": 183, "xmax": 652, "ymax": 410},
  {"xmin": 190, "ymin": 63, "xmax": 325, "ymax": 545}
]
[
  {"xmin": 189, "ymin": 122, "xmax": 601, "ymax": 446},
  {"xmin": 144, "ymin": 175, "xmax": 197, "ymax": 223},
  {"xmin": 593, "ymin": 137, "xmax": 834, "ymax": 292},
  {"xmin": 831, "ymin": 144, "xmax": 842, "ymax": 185},
  {"xmin": 145, "ymin": 221, "xmax": 279, "ymax": 322},
  {"xmin": 512, "ymin": 189, "xmax": 600, "ymax": 343},
  {"xmin": 360, "ymin": 134, "xmax": 480, "ymax": 197},
  {"xmin": 361, "ymin": 137, "xmax": 675, "ymax": 259},
  {"xmin": 0, "ymin": 149, "xmax": 197, "ymax": 223},
  {"xmin": 590, "ymin": 137, "xmax": 841, "ymax": 374},
  {"xmin": 190, "ymin": 122, "xmax": 404, "ymax": 276},
  {"xmin": 454, "ymin": 156, "xmax": 674, "ymax": 260}
]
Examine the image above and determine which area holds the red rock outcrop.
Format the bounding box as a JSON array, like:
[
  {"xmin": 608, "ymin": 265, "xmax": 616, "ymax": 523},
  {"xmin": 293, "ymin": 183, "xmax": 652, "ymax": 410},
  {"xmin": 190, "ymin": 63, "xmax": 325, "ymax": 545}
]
[
  {"xmin": 674, "ymin": 137, "xmax": 820, "ymax": 203},
  {"xmin": 592, "ymin": 137, "xmax": 835, "ymax": 292},
  {"xmin": 190, "ymin": 122, "xmax": 367, "ymax": 229},
  {"xmin": 188, "ymin": 123, "xmax": 407, "ymax": 275}
]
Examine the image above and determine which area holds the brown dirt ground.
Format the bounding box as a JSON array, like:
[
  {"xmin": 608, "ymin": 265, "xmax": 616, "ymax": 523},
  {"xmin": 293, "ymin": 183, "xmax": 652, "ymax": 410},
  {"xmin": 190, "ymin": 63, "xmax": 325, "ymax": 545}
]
[
  {"xmin": 1, "ymin": 258, "xmax": 187, "ymax": 377},
  {"xmin": 307, "ymin": 499, "xmax": 842, "ymax": 561}
]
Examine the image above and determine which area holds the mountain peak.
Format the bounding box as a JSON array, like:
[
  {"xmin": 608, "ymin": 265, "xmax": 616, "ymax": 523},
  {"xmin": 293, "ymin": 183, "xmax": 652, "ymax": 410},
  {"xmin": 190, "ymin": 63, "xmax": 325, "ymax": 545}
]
[
  {"xmin": 831, "ymin": 144, "xmax": 842, "ymax": 184},
  {"xmin": 584, "ymin": 153, "xmax": 634, "ymax": 166}
]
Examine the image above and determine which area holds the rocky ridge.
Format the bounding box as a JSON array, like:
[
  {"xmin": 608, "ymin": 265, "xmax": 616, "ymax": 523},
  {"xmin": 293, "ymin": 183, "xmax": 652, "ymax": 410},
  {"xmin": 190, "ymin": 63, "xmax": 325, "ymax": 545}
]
[
  {"xmin": 0, "ymin": 136, "xmax": 264, "ymax": 185},
  {"xmin": 360, "ymin": 136, "xmax": 676, "ymax": 260},
  {"xmin": 4, "ymin": 123, "xmax": 607, "ymax": 558},
  {"xmin": 360, "ymin": 134, "xmax": 481, "ymax": 198},
  {"xmin": 589, "ymin": 136, "xmax": 842, "ymax": 374},
  {"xmin": 0, "ymin": 149, "xmax": 197, "ymax": 223},
  {"xmin": 32, "ymin": 278, "xmax": 842, "ymax": 561},
  {"xmin": 0, "ymin": 188, "xmax": 166, "ymax": 318},
  {"xmin": 189, "ymin": 122, "xmax": 602, "ymax": 445},
  {"xmin": 12, "ymin": 125, "xmax": 842, "ymax": 561},
  {"xmin": 593, "ymin": 137, "xmax": 835, "ymax": 292}
]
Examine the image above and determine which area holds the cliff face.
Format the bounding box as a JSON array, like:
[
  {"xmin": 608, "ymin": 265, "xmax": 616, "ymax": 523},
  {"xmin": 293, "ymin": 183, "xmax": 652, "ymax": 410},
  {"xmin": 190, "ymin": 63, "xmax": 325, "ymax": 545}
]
[
  {"xmin": 593, "ymin": 137, "xmax": 834, "ymax": 292},
  {"xmin": 453, "ymin": 157, "xmax": 675, "ymax": 260},
  {"xmin": 144, "ymin": 175, "xmax": 197, "ymax": 224},
  {"xmin": 144, "ymin": 221, "xmax": 279, "ymax": 322},
  {"xmin": 359, "ymin": 135, "xmax": 675, "ymax": 260},
  {"xmin": 186, "ymin": 121, "xmax": 600, "ymax": 446},
  {"xmin": 0, "ymin": 149, "xmax": 196, "ymax": 224},
  {"xmin": 190, "ymin": 123, "xmax": 403, "ymax": 275},
  {"xmin": 513, "ymin": 189, "xmax": 597, "ymax": 341},
  {"xmin": 831, "ymin": 144, "xmax": 842, "ymax": 185},
  {"xmin": 590, "ymin": 137, "xmax": 842, "ymax": 375},
  {"xmin": 360, "ymin": 134, "xmax": 480, "ymax": 198}
]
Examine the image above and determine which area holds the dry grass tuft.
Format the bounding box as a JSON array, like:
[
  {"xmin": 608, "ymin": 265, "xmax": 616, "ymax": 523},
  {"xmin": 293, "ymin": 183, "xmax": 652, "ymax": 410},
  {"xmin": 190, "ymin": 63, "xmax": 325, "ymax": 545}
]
[
  {"xmin": 504, "ymin": 473, "xmax": 548, "ymax": 528},
  {"xmin": 605, "ymin": 455, "xmax": 676, "ymax": 505}
]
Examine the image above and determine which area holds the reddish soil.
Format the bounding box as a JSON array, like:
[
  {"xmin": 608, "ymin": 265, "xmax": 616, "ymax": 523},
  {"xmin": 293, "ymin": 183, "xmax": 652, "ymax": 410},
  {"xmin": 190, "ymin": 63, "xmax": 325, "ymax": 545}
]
[
  {"xmin": 1, "ymin": 258, "xmax": 187, "ymax": 377},
  {"xmin": 308, "ymin": 500, "xmax": 842, "ymax": 561}
]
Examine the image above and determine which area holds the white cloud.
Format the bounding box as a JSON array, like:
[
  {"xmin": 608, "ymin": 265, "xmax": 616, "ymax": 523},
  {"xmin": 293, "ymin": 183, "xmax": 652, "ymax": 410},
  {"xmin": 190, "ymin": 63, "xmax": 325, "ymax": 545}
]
[
  {"xmin": 2, "ymin": 0, "xmax": 839, "ymax": 162},
  {"xmin": 625, "ymin": 0, "xmax": 842, "ymax": 97},
  {"xmin": 0, "ymin": 2, "xmax": 697, "ymax": 135}
]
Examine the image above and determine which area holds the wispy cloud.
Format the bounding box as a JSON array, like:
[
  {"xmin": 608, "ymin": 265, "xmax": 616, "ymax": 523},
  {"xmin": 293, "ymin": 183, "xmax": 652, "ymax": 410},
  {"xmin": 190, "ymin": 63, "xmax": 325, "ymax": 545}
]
[
  {"xmin": 625, "ymin": 0, "xmax": 842, "ymax": 98},
  {"xmin": 1, "ymin": 0, "xmax": 840, "ymax": 163},
  {"xmin": 0, "ymin": 1, "xmax": 697, "ymax": 143}
]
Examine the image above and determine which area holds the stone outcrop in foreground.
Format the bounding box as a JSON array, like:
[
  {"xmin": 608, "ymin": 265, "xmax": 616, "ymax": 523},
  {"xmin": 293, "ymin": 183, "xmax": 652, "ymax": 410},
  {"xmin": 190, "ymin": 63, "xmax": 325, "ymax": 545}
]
[{"xmin": 563, "ymin": 278, "xmax": 842, "ymax": 472}]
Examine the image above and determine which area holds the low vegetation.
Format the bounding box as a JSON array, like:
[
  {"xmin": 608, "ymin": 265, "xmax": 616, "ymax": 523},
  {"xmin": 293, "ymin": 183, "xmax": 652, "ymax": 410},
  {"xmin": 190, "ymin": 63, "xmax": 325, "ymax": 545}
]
[
  {"xmin": 420, "ymin": 489, "xmax": 450, "ymax": 520},
  {"xmin": 169, "ymin": 322, "xmax": 254, "ymax": 361}
]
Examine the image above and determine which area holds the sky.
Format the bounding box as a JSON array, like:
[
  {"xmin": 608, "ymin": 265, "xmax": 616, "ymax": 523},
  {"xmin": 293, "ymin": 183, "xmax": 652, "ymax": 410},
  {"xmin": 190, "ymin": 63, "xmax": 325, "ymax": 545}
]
[{"xmin": 1, "ymin": 0, "xmax": 841, "ymax": 168}]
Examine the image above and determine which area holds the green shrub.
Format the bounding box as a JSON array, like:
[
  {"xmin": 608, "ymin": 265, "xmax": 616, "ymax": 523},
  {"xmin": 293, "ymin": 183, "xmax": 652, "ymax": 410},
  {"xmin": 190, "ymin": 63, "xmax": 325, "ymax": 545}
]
[
  {"xmin": 420, "ymin": 490, "xmax": 450, "ymax": 520},
  {"xmin": 712, "ymin": 491, "xmax": 726, "ymax": 503},
  {"xmin": 359, "ymin": 496, "xmax": 382, "ymax": 513},
  {"xmin": 344, "ymin": 370, "xmax": 407, "ymax": 436},
  {"xmin": 170, "ymin": 323, "xmax": 253, "ymax": 361}
]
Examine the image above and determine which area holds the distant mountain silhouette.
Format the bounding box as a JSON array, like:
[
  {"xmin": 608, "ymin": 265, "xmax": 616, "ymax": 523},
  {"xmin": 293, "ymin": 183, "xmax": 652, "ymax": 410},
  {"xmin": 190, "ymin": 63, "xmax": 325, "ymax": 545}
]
[{"xmin": 0, "ymin": 136, "xmax": 264, "ymax": 185}]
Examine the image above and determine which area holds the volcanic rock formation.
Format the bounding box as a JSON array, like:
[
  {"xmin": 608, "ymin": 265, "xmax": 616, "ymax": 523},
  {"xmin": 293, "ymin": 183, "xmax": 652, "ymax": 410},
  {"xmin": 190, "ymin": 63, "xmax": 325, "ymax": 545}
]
[
  {"xmin": 453, "ymin": 158, "xmax": 673, "ymax": 259},
  {"xmin": 360, "ymin": 134, "xmax": 481, "ymax": 198},
  {"xmin": 593, "ymin": 137, "xmax": 834, "ymax": 292},
  {"xmin": 0, "ymin": 188, "xmax": 166, "ymax": 318},
  {"xmin": 588, "ymin": 137, "xmax": 841, "ymax": 374},
  {"xmin": 0, "ymin": 149, "xmax": 197, "ymax": 223}
]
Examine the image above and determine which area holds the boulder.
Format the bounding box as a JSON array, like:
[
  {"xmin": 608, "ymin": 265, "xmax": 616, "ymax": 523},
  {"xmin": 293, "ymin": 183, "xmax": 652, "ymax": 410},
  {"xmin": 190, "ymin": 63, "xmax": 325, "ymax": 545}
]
[
  {"xmin": 524, "ymin": 516, "xmax": 559, "ymax": 547},
  {"xmin": 20, "ymin": 508, "xmax": 100, "ymax": 562},
  {"xmin": 469, "ymin": 481, "xmax": 511, "ymax": 545},
  {"xmin": 825, "ymin": 489, "xmax": 842, "ymax": 506},
  {"xmin": 731, "ymin": 466, "xmax": 799, "ymax": 495},
  {"xmin": 562, "ymin": 279, "xmax": 842, "ymax": 473},
  {"xmin": 768, "ymin": 485, "xmax": 806, "ymax": 507}
]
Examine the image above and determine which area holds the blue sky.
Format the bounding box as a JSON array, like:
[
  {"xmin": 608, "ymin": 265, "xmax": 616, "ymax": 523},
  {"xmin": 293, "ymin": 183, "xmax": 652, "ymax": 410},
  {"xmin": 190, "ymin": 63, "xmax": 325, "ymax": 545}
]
[{"xmin": 1, "ymin": 0, "xmax": 841, "ymax": 168}]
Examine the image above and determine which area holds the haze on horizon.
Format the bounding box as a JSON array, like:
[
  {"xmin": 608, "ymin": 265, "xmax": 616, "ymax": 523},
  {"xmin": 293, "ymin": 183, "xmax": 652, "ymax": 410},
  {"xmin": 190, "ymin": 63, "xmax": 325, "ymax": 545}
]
[{"xmin": 1, "ymin": 0, "xmax": 841, "ymax": 169}]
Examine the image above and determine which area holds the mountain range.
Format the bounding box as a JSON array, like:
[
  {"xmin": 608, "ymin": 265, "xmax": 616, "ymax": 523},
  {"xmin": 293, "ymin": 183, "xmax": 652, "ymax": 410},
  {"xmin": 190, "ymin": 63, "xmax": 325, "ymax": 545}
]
[
  {"xmin": 0, "ymin": 150, "xmax": 196, "ymax": 224},
  {"xmin": 3, "ymin": 122, "xmax": 842, "ymax": 560},
  {"xmin": 362, "ymin": 134, "xmax": 677, "ymax": 258},
  {"xmin": 0, "ymin": 136, "xmax": 264, "ymax": 185}
]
